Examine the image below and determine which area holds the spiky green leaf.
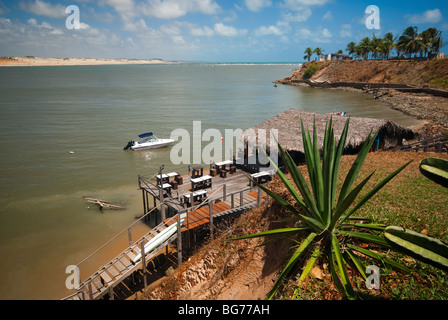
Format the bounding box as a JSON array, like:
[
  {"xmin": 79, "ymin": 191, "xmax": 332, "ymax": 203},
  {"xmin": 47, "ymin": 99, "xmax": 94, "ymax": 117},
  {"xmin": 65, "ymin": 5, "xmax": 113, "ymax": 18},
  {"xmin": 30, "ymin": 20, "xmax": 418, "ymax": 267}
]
[
  {"xmin": 385, "ymin": 226, "xmax": 448, "ymax": 272},
  {"xmin": 267, "ymin": 233, "xmax": 317, "ymax": 300},
  {"xmin": 347, "ymin": 244, "xmax": 412, "ymax": 273}
]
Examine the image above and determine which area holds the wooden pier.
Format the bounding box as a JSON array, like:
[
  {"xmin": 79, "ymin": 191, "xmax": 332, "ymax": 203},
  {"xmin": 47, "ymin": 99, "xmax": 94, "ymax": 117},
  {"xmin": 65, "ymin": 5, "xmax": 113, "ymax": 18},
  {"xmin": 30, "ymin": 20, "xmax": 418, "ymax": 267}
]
[{"xmin": 62, "ymin": 163, "xmax": 273, "ymax": 300}]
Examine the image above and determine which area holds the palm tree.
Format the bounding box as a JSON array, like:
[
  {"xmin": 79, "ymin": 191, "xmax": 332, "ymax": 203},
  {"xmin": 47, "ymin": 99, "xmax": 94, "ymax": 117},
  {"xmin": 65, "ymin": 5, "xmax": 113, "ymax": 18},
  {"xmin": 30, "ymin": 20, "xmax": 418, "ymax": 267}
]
[
  {"xmin": 370, "ymin": 34, "xmax": 383, "ymax": 60},
  {"xmin": 397, "ymin": 26, "xmax": 420, "ymax": 59},
  {"xmin": 345, "ymin": 41, "xmax": 356, "ymax": 59},
  {"xmin": 418, "ymin": 27, "xmax": 443, "ymax": 59},
  {"xmin": 429, "ymin": 29, "xmax": 443, "ymax": 57},
  {"xmin": 303, "ymin": 47, "xmax": 313, "ymax": 62},
  {"xmin": 313, "ymin": 47, "xmax": 324, "ymax": 60},
  {"xmin": 354, "ymin": 45, "xmax": 363, "ymax": 60},
  {"xmin": 380, "ymin": 32, "xmax": 396, "ymax": 60},
  {"xmin": 357, "ymin": 37, "xmax": 371, "ymax": 60},
  {"xmin": 418, "ymin": 28, "xmax": 433, "ymax": 58}
]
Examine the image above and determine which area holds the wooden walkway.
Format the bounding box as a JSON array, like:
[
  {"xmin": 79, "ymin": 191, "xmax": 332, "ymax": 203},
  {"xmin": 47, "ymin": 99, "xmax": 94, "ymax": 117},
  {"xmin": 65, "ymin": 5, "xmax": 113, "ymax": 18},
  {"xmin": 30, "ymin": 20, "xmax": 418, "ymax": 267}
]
[
  {"xmin": 395, "ymin": 134, "xmax": 447, "ymax": 153},
  {"xmin": 62, "ymin": 165, "xmax": 273, "ymax": 300}
]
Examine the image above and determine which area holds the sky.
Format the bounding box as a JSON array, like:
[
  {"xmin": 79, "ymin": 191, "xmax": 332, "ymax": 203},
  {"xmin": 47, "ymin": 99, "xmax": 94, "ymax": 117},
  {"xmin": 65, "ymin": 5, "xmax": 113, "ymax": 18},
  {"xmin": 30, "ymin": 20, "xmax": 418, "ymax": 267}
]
[{"xmin": 0, "ymin": 0, "xmax": 447, "ymax": 62}]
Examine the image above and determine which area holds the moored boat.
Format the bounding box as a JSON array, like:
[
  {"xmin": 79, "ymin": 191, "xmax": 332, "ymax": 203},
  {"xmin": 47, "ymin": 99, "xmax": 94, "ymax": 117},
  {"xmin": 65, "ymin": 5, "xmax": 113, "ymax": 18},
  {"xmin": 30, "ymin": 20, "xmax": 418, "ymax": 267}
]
[{"xmin": 123, "ymin": 132, "xmax": 174, "ymax": 151}]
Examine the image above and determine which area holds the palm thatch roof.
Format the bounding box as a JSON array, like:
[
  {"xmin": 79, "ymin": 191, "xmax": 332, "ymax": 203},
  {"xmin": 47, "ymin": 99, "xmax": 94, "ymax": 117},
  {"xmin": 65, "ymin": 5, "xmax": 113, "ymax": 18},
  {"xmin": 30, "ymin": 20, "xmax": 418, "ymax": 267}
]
[{"xmin": 240, "ymin": 109, "xmax": 417, "ymax": 156}]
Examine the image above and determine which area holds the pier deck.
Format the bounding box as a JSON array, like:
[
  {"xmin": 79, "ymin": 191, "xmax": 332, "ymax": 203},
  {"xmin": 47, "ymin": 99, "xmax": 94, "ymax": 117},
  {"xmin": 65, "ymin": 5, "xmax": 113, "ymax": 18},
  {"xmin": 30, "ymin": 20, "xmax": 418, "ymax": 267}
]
[{"xmin": 63, "ymin": 164, "xmax": 273, "ymax": 300}]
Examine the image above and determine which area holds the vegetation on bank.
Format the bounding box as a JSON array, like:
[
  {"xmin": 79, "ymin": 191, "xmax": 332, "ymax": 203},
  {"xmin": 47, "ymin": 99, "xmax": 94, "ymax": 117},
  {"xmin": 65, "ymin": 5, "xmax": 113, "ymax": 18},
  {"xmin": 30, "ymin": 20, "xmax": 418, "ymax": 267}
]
[
  {"xmin": 304, "ymin": 26, "xmax": 443, "ymax": 62},
  {"xmin": 145, "ymin": 151, "xmax": 448, "ymax": 300},
  {"xmin": 228, "ymin": 118, "xmax": 448, "ymax": 300},
  {"xmin": 287, "ymin": 58, "xmax": 448, "ymax": 90}
]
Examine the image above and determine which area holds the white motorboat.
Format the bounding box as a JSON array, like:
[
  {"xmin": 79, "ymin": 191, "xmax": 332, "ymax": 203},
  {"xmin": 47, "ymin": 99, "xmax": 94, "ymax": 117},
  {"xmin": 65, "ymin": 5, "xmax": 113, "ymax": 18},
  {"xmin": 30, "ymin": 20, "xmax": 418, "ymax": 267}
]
[{"xmin": 123, "ymin": 132, "xmax": 174, "ymax": 151}]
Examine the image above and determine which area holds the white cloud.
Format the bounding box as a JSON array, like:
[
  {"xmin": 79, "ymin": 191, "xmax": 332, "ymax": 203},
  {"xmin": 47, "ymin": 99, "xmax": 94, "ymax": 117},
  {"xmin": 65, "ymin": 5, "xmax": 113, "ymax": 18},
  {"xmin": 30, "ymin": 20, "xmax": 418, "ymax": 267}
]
[
  {"xmin": 142, "ymin": 0, "xmax": 221, "ymax": 19},
  {"xmin": 101, "ymin": 0, "xmax": 138, "ymax": 31},
  {"xmin": 19, "ymin": 0, "xmax": 66, "ymax": 18},
  {"xmin": 339, "ymin": 24, "xmax": 352, "ymax": 38},
  {"xmin": 406, "ymin": 9, "xmax": 442, "ymax": 24},
  {"xmin": 295, "ymin": 27, "xmax": 332, "ymax": 43},
  {"xmin": 214, "ymin": 22, "xmax": 247, "ymax": 37},
  {"xmin": 123, "ymin": 19, "xmax": 148, "ymax": 32},
  {"xmin": 255, "ymin": 21, "xmax": 290, "ymax": 36},
  {"xmin": 281, "ymin": 0, "xmax": 329, "ymax": 10},
  {"xmin": 27, "ymin": 18, "xmax": 37, "ymax": 26},
  {"xmin": 189, "ymin": 24, "xmax": 214, "ymax": 36},
  {"xmin": 296, "ymin": 27, "xmax": 312, "ymax": 38},
  {"xmin": 0, "ymin": 17, "xmax": 117, "ymax": 58},
  {"xmin": 322, "ymin": 11, "xmax": 332, "ymax": 20},
  {"xmin": 283, "ymin": 8, "xmax": 311, "ymax": 22},
  {"xmin": 245, "ymin": 0, "xmax": 272, "ymax": 12}
]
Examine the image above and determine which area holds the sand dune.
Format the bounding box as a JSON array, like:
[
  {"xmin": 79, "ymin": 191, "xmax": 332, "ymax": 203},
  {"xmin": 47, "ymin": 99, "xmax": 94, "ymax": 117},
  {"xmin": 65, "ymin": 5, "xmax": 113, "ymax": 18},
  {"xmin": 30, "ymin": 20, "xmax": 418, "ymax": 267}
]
[{"xmin": 0, "ymin": 56, "xmax": 167, "ymax": 67}]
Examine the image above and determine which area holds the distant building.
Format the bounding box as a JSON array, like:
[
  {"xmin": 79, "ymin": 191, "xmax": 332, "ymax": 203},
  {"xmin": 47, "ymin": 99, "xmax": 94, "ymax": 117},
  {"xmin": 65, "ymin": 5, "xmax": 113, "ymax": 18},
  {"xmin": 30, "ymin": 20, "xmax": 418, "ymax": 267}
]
[{"xmin": 324, "ymin": 53, "xmax": 351, "ymax": 61}]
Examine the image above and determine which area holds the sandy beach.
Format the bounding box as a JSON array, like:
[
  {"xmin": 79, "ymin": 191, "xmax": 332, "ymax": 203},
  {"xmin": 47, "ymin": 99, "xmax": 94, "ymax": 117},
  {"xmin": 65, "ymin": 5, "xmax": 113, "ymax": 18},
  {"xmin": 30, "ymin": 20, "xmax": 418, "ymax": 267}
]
[{"xmin": 0, "ymin": 56, "xmax": 168, "ymax": 67}]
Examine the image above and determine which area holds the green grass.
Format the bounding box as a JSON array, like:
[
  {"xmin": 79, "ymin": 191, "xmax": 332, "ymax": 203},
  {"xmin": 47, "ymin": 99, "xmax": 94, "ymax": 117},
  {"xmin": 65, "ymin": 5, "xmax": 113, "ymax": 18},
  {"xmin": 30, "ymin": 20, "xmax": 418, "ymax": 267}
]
[
  {"xmin": 429, "ymin": 75, "xmax": 448, "ymax": 89},
  {"xmin": 277, "ymin": 152, "xmax": 448, "ymax": 300}
]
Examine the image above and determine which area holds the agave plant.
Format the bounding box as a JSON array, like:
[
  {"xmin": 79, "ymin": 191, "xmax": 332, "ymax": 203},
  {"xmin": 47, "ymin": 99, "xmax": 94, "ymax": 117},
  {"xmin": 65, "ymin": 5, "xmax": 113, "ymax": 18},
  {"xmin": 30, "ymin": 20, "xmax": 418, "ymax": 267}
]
[
  {"xmin": 228, "ymin": 117, "xmax": 414, "ymax": 300},
  {"xmin": 419, "ymin": 157, "xmax": 448, "ymax": 188}
]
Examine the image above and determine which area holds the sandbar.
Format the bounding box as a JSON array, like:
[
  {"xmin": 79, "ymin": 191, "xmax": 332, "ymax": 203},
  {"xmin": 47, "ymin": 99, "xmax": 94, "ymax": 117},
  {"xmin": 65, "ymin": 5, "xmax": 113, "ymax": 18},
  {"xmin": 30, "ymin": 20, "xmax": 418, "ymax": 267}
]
[{"xmin": 0, "ymin": 56, "xmax": 168, "ymax": 67}]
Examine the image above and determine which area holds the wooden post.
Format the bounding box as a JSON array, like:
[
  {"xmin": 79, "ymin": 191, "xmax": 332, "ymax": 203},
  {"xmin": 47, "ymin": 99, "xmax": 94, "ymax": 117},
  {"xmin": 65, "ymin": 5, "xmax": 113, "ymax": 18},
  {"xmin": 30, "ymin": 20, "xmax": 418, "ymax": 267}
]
[
  {"xmin": 153, "ymin": 195, "xmax": 157, "ymax": 225},
  {"xmin": 177, "ymin": 213, "xmax": 182, "ymax": 267},
  {"xmin": 159, "ymin": 167, "xmax": 166, "ymax": 221},
  {"xmin": 108, "ymin": 286, "xmax": 114, "ymax": 300},
  {"xmin": 240, "ymin": 191, "xmax": 244, "ymax": 207},
  {"xmin": 88, "ymin": 281, "xmax": 93, "ymax": 300},
  {"xmin": 141, "ymin": 240, "xmax": 147, "ymax": 291},
  {"xmin": 223, "ymin": 184, "xmax": 227, "ymax": 202},
  {"xmin": 231, "ymin": 193, "xmax": 234, "ymax": 208},
  {"xmin": 142, "ymin": 189, "xmax": 147, "ymax": 217},
  {"xmin": 128, "ymin": 228, "xmax": 132, "ymax": 247},
  {"xmin": 145, "ymin": 192, "xmax": 149, "ymax": 221},
  {"xmin": 209, "ymin": 202, "xmax": 214, "ymax": 241},
  {"xmin": 257, "ymin": 187, "xmax": 261, "ymax": 206}
]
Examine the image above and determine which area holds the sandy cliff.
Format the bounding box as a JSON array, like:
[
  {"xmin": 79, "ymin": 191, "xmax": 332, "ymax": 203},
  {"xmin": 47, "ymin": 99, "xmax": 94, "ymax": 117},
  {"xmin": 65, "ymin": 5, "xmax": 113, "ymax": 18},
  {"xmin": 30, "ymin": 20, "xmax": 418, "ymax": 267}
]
[
  {"xmin": 282, "ymin": 59, "xmax": 448, "ymax": 90},
  {"xmin": 278, "ymin": 60, "xmax": 448, "ymax": 135}
]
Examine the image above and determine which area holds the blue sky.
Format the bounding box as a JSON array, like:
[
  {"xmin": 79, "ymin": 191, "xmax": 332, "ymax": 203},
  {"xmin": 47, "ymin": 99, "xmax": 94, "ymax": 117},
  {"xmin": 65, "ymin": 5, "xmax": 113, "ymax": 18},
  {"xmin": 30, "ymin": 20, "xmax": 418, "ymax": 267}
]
[{"xmin": 0, "ymin": 0, "xmax": 447, "ymax": 62}]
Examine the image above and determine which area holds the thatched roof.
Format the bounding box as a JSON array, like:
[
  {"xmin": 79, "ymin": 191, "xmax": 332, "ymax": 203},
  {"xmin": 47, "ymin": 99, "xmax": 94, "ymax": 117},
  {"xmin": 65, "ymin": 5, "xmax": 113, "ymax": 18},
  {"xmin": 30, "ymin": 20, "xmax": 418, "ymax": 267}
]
[{"xmin": 240, "ymin": 109, "xmax": 417, "ymax": 154}]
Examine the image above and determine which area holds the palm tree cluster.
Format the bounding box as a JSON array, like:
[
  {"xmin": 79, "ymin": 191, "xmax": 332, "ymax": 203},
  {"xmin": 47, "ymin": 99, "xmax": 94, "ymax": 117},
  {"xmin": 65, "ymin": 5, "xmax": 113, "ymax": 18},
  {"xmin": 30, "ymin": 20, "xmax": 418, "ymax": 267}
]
[
  {"xmin": 346, "ymin": 26, "xmax": 443, "ymax": 60},
  {"xmin": 303, "ymin": 47, "xmax": 324, "ymax": 62}
]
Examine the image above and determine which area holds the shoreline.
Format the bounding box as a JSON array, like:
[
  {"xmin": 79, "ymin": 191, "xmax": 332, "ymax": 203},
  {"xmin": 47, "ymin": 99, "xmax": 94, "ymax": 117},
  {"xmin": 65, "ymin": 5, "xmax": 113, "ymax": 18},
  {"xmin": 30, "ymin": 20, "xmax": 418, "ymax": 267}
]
[
  {"xmin": 276, "ymin": 79, "xmax": 447, "ymax": 138},
  {"xmin": 0, "ymin": 56, "xmax": 169, "ymax": 67},
  {"xmin": 276, "ymin": 60, "xmax": 448, "ymax": 138}
]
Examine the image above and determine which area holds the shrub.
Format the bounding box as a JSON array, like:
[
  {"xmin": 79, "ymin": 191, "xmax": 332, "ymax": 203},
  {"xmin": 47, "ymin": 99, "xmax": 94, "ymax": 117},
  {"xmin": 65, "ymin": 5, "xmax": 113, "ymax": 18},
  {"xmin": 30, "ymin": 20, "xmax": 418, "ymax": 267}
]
[{"xmin": 303, "ymin": 64, "xmax": 318, "ymax": 79}]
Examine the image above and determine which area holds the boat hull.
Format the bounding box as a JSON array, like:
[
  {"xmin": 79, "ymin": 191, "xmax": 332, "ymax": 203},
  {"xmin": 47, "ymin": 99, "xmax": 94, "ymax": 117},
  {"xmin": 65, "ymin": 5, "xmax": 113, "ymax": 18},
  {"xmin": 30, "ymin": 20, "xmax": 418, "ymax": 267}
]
[
  {"xmin": 131, "ymin": 139, "xmax": 174, "ymax": 151},
  {"xmin": 133, "ymin": 219, "xmax": 184, "ymax": 263}
]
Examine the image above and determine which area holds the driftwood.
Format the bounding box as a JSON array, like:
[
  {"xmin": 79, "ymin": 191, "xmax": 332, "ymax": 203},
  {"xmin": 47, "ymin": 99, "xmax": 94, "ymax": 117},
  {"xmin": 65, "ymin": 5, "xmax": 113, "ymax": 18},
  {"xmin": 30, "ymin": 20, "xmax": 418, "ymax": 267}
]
[{"xmin": 83, "ymin": 196, "xmax": 126, "ymax": 211}]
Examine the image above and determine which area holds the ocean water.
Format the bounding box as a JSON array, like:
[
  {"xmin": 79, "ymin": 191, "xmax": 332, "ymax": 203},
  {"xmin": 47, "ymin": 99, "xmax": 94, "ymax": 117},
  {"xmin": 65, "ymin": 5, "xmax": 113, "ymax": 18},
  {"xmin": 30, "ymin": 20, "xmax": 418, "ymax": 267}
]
[{"xmin": 0, "ymin": 63, "xmax": 421, "ymax": 300}]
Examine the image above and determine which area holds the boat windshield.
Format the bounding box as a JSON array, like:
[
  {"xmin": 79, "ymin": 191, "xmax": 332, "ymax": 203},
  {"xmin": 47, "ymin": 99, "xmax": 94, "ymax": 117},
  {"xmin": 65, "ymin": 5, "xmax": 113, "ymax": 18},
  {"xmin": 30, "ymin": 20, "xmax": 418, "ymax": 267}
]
[{"xmin": 138, "ymin": 136, "xmax": 158, "ymax": 144}]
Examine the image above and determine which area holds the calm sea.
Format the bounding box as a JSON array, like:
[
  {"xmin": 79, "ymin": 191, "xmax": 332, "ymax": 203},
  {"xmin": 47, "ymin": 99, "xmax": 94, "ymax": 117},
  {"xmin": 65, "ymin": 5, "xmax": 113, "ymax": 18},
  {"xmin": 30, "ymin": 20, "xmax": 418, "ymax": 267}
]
[{"xmin": 0, "ymin": 63, "xmax": 420, "ymax": 299}]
